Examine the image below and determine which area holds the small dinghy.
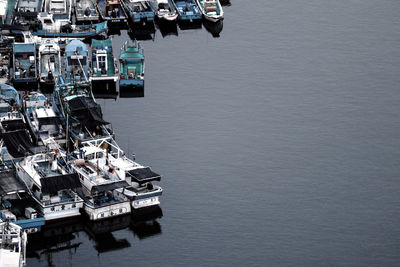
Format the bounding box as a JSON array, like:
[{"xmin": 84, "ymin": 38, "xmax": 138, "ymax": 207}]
[{"xmin": 196, "ymin": 0, "xmax": 223, "ymax": 22}]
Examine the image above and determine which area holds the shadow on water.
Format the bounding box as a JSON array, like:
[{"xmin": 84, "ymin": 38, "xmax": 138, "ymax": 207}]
[
  {"xmin": 27, "ymin": 217, "xmax": 85, "ymax": 262},
  {"xmin": 203, "ymin": 20, "xmax": 224, "ymax": 38},
  {"xmin": 128, "ymin": 24, "xmax": 156, "ymax": 41},
  {"xmin": 156, "ymin": 22, "xmax": 179, "ymax": 38},
  {"xmin": 27, "ymin": 207, "xmax": 163, "ymax": 261},
  {"xmin": 178, "ymin": 20, "xmax": 202, "ymax": 30},
  {"xmin": 130, "ymin": 206, "xmax": 163, "ymax": 240},
  {"xmin": 219, "ymin": 0, "xmax": 231, "ymax": 6},
  {"xmin": 85, "ymin": 215, "xmax": 132, "ymax": 254}
]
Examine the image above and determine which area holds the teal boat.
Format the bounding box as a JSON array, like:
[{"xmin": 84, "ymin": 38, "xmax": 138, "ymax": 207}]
[
  {"xmin": 90, "ymin": 39, "xmax": 118, "ymax": 91},
  {"xmin": 119, "ymin": 39, "xmax": 145, "ymax": 91}
]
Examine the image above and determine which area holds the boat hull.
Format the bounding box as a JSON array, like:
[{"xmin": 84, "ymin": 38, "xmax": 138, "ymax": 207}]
[
  {"xmin": 83, "ymin": 200, "xmax": 131, "ymax": 221},
  {"xmin": 115, "ymin": 186, "xmax": 163, "ymax": 209}
]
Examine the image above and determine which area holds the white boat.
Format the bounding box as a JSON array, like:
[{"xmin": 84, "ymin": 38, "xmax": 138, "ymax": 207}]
[
  {"xmin": 195, "ymin": 0, "xmax": 223, "ymax": 22},
  {"xmin": 68, "ymin": 156, "xmax": 131, "ymax": 220},
  {"xmin": 38, "ymin": 40, "xmax": 61, "ymax": 88},
  {"xmin": 75, "ymin": 141, "xmax": 163, "ymax": 210},
  {"xmin": 0, "ymin": 0, "xmax": 7, "ymax": 25},
  {"xmin": 152, "ymin": 0, "xmax": 178, "ymax": 23},
  {"xmin": 22, "ymin": 91, "xmax": 65, "ymax": 146},
  {"xmin": 75, "ymin": 0, "xmax": 100, "ymax": 23},
  {"xmin": 15, "ymin": 150, "xmax": 84, "ymax": 221},
  {"xmin": 41, "ymin": 0, "xmax": 72, "ymax": 25},
  {"xmin": 0, "ymin": 221, "xmax": 27, "ymax": 267}
]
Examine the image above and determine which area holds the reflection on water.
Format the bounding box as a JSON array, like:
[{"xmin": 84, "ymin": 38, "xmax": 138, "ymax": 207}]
[
  {"xmin": 27, "ymin": 208, "xmax": 163, "ymax": 262},
  {"xmin": 203, "ymin": 20, "xmax": 223, "ymax": 38}
]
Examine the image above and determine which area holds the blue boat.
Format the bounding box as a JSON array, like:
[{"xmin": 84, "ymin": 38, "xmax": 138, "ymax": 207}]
[
  {"xmin": 119, "ymin": 39, "xmax": 145, "ymax": 92},
  {"xmin": 11, "ymin": 43, "xmax": 38, "ymax": 88},
  {"xmin": 0, "ymin": 146, "xmax": 45, "ymax": 233},
  {"xmin": 96, "ymin": 0, "xmax": 129, "ymax": 26},
  {"xmin": 121, "ymin": 0, "xmax": 155, "ymax": 26},
  {"xmin": 172, "ymin": 0, "xmax": 202, "ymax": 22},
  {"xmin": 64, "ymin": 39, "xmax": 90, "ymax": 85}
]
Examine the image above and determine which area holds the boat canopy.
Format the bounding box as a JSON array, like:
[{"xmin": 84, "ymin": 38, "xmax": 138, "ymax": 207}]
[
  {"xmin": 91, "ymin": 180, "xmax": 129, "ymax": 194},
  {"xmin": 40, "ymin": 173, "xmax": 81, "ymax": 194},
  {"xmin": 13, "ymin": 43, "xmax": 35, "ymax": 54},
  {"xmin": 2, "ymin": 130, "xmax": 33, "ymax": 158},
  {"xmin": 0, "ymin": 170, "xmax": 26, "ymax": 196},
  {"xmin": 127, "ymin": 167, "xmax": 161, "ymax": 184},
  {"xmin": 67, "ymin": 96, "xmax": 109, "ymax": 128}
]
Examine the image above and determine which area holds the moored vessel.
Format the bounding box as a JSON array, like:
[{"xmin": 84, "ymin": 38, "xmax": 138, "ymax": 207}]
[{"xmin": 119, "ymin": 39, "xmax": 145, "ymax": 92}]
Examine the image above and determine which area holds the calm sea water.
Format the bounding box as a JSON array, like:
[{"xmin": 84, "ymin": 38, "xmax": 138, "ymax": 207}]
[{"xmin": 28, "ymin": 0, "xmax": 400, "ymax": 266}]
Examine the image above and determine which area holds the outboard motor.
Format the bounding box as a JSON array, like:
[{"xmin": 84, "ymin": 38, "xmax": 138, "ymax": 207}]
[
  {"xmin": 61, "ymin": 23, "xmax": 73, "ymax": 33},
  {"xmin": 47, "ymin": 70, "xmax": 53, "ymax": 82},
  {"xmin": 84, "ymin": 7, "xmax": 91, "ymax": 16}
]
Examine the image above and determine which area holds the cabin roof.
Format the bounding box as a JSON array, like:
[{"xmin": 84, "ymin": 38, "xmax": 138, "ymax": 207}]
[
  {"xmin": 0, "ymin": 170, "xmax": 26, "ymax": 196},
  {"xmin": 40, "ymin": 173, "xmax": 81, "ymax": 194},
  {"xmin": 13, "ymin": 43, "xmax": 35, "ymax": 53},
  {"xmin": 127, "ymin": 167, "xmax": 161, "ymax": 184}
]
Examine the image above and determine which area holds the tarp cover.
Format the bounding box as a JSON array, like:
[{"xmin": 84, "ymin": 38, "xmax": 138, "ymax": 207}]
[
  {"xmin": 67, "ymin": 96, "xmax": 108, "ymax": 130},
  {"xmin": 40, "ymin": 173, "xmax": 81, "ymax": 194},
  {"xmin": 0, "ymin": 170, "xmax": 26, "ymax": 196},
  {"xmin": 127, "ymin": 167, "xmax": 161, "ymax": 184},
  {"xmin": 91, "ymin": 180, "xmax": 129, "ymax": 194},
  {"xmin": 1, "ymin": 119, "xmax": 26, "ymax": 131},
  {"xmin": 2, "ymin": 130, "xmax": 33, "ymax": 158}
]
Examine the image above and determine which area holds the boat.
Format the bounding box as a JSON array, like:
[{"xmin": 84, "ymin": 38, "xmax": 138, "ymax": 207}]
[
  {"xmin": 0, "ymin": 145, "xmax": 46, "ymax": 234},
  {"xmin": 15, "ymin": 149, "xmax": 85, "ymax": 221},
  {"xmin": 63, "ymin": 39, "xmax": 90, "ymax": 85},
  {"xmin": 90, "ymin": 39, "xmax": 118, "ymax": 92},
  {"xmin": 22, "ymin": 91, "xmax": 66, "ymax": 146},
  {"xmin": 119, "ymin": 39, "xmax": 145, "ymax": 92},
  {"xmin": 34, "ymin": 13, "xmax": 108, "ymax": 38},
  {"xmin": 151, "ymin": 0, "xmax": 178, "ymax": 24},
  {"xmin": 12, "ymin": 0, "xmax": 42, "ymax": 29},
  {"xmin": 75, "ymin": 141, "xmax": 163, "ymax": 210},
  {"xmin": 38, "ymin": 40, "xmax": 61, "ymax": 88},
  {"xmin": 172, "ymin": 0, "xmax": 201, "ymax": 22},
  {"xmin": 75, "ymin": 0, "xmax": 100, "ymax": 24},
  {"xmin": 0, "ymin": 221, "xmax": 27, "ymax": 267},
  {"xmin": 68, "ymin": 155, "xmax": 131, "ymax": 221},
  {"xmin": 122, "ymin": 0, "xmax": 155, "ymax": 26},
  {"xmin": 41, "ymin": 0, "xmax": 72, "ymax": 26},
  {"xmin": 0, "ymin": 83, "xmax": 34, "ymax": 158},
  {"xmin": 11, "ymin": 42, "xmax": 38, "ymax": 88},
  {"xmin": 196, "ymin": 0, "xmax": 223, "ymax": 22},
  {"xmin": 96, "ymin": 0, "xmax": 129, "ymax": 27}
]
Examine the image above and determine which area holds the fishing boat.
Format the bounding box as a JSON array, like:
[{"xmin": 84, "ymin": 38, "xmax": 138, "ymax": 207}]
[
  {"xmin": 122, "ymin": 0, "xmax": 155, "ymax": 26},
  {"xmin": 41, "ymin": 0, "xmax": 72, "ymax": 26},
  {"xmin": 22, "ymin": 91, "xmax": 65, "ymax": 146},
  {"xmin": 15, "ymin": 149, "xmax": 85, "ymax": 221},
  {"xmin": 75, "ymin": 0, "xmax": 100, "ymax": 24},
  {"xmin": 0, "ymin": 146, "xmax": 46, "ymax": 234},
  {"xmin": 172, "ymin": 0, "xmax": 201, "ymax": 22},
  {"xmin": 90, "ymin": 39, "xmax": 118, "ymax": 92},
  {"xmin": 75, "ymin": 141, "xmax": 163, "ymax": 210},
  {"xmin": 0, "ymin": 221, "xmax": 27, "ymax": 267},
  {"xmin": 11, "ymin": 43, "xmax": 38, "ymax": 88},
  {"xmin": 96, "ymin": 0, "xmax": 128, "ymax": 27},
  {"xmin": 151, "ymin": 0, "xmax": 178, "ymax": 24},
  {"xmin": 196, "ymin": 0, "xmax": 223, "ymax": 22},
  {"xmin": 35, "ymin": 13, "xmax": 108, "ymax": 38},
  {"xmin": 54, "ymin": 76, "xmax": 114, "ymax": 147},
  {"xmin": 0, "ymin": 83, "xmax": 34, "ymax": 158},
  {"xmin": 12, "ymin": 0, "xmax": 42, "ymax": 29},
  {"xmin": 38, "ymin": 40, "xmax": 61, "ymax": 88},
  {"xmin": 64, "ymin": 39, "xmax": 90, "ymax": 85},
  {"xmin": 119, "ymin": 39, "xmax": 145, "ymax": 91},
  {"xmin": 68, "ymin": 156, "xmax": 131, "ymax": 221}
]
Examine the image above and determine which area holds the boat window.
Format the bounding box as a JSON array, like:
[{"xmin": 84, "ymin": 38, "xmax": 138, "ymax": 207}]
[
  {"xmin": 96, "ymin": 152, "xmax": 104, "ymax": 158},
  {"xmin": 97, "ymin": 55, "xmax": 106, "ymax": 70},
  {"xmin": 68, "ymin": 56, "xmax": 87, "ymax": 66},
  {"xmin": 86, "ymin": 153, "xmax": 94, "ymax": 160},
  {"xmin": 44, "ymin": 19, "xmax": 53, "ymax": 24}
]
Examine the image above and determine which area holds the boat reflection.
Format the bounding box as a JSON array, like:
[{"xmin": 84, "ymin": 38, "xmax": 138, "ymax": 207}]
[
  {"xmin": 130, "ymin": 206, "xmax": 163, "ymax": 239},
  {"xmin": 157, "ymin": 22, "xmax": 179, "ymax": 38},
  {"xmin": 203, "ymin": 20, "xmax": 223, "ymax": 37},
  {"xmin": 219, "ymin": 0, "xmax": 231, "ymax": 6},
  {"xmin": 178, "ymin": 20, "xmax": 202, "ymax": 30},
  {"xmin": 85, "ymin": 215, "xmax": 132, "ymax": 253},
  {"xmin": 27, "ymin": 217, "xmax": 84, "ymax": 260}
]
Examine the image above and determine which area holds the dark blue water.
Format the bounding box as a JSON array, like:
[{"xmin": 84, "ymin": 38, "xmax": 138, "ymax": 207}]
[{"xmin": 28, "ymin": 0, "xmax": 400, "ymax": 266}]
